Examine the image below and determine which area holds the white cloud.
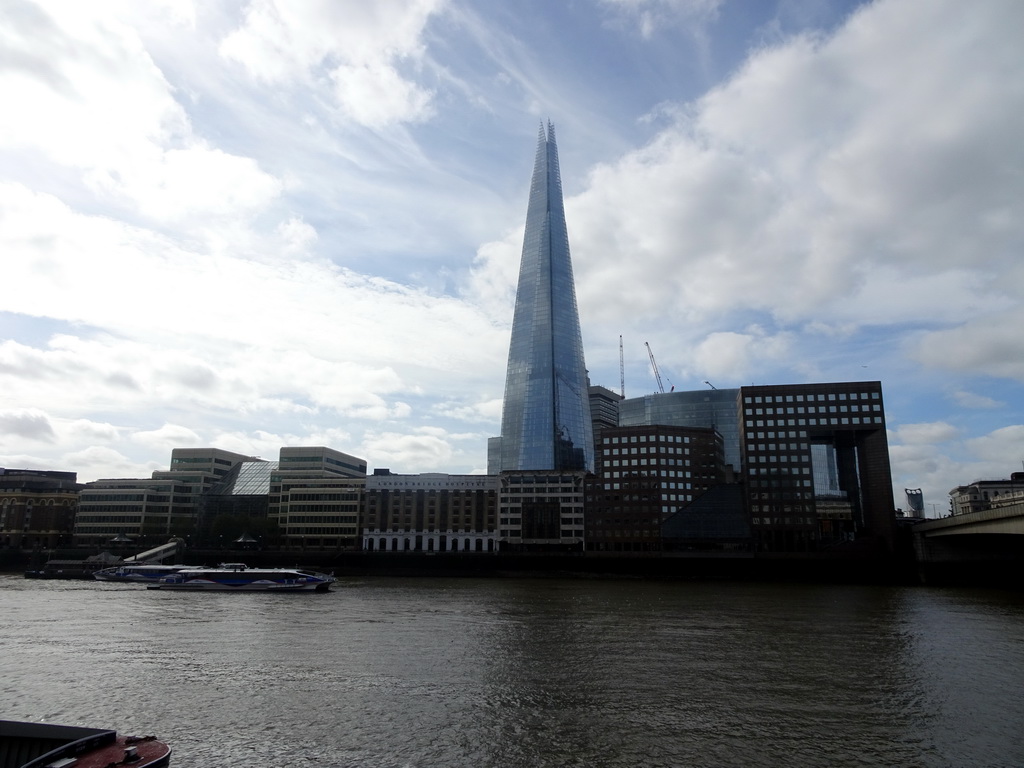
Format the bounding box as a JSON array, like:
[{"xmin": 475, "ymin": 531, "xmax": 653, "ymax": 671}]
[
  {"xmin": 913, "ymin": 307, "xmax": 1024, "ymax": 382},
  {"xmin": 965, "ymin": 425, "xmax": 1024, "ymax": 466},
  {"xmin": 890, "ymin": 422, "xmax": 959, "ymax": 446},
  {"xmin": 951, "ymin": 390, "xmax": 1003, "ymax": 410},
  {"xmin": 0, "ymin": 409, "xmax": 56, "ymax": 443},
  {"xmin": 692, "ymin": 329, "xmax": 792, "ymax": 382},
  {"xmin": 220, "ymin": 0, "xmax": 443, "ymax": 127},
  {"xmin": 331, "ymin": 62, "xmax": 434, "ymax": 128},
  {"xmin": 361, "ymin": 429, "xmax": 457, "ymax": 473},
  {"xmin": 62, "ymin": 446, "xmax": 162, "ymax": 480},
  {"xmin": 571, "ymin": 0, "xmax": 1024, "ymax": 369},
  {"xmin": 132, "ymin": 424, "xmax": 204, "ymax": 450},
  {"xmin": 0, "ymin": 4, "xmax": 281, "ymax": 224},
  {"xmin": 434, "ymin": 398, "xmax": 503, "ymax": 424}
]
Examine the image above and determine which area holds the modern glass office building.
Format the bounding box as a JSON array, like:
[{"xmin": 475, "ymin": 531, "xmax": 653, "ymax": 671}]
[
  {"xmin": 497, "ymin": 123, "xmax": 594, "ymax": 473},
  {"xmin": 618, "ymin": 389, "xmax": 742, "ymax": 471}
]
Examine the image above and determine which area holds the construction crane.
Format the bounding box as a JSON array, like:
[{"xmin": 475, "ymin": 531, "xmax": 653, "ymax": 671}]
[
  {"xmin": 645, "ymin": 341, "xmax": 665, "ymax": 394},
  {"xmin": 619, "ymin": 335, "xmax": 625, "ymax": 399}
]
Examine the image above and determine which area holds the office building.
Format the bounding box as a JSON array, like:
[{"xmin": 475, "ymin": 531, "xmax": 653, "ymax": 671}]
[
  {"xmin": 498, "ymin": 470, "xmax": 586, "ymax": 552},
  {"xmin": 585, "ymin": 425, "xmax": 726, "ymax": 552},
  {"xmin": 739, "ymin": 381, "xmax": 895, "ymax": 552},
  {"xmin": 619, "ymin": 389, "xmax": 742, "ymax": 471},
  {"xmin": 588, "ymin": 384, "xmax": 622, "ymax": 472},
  {"xmin": 75, "ymin": 448, "xmax": 254, "ymax": 545},
  {"xmin": 195, "ymin": 458, "xmax": 276, "ymax": 546},
  {"xmin": 0, "ymin": 468, "xmax": 81, "ymax": 549},
  {"xmin": 495, "ymin": 122, "xmax": 594, "ymax": 474},
  {"xmin": 362, "ymin": 471, "xmax": 497, "ymax": 553},
  {"xmin": 268, "ymin": 447, "xmax": 367, "ymax": 549}
]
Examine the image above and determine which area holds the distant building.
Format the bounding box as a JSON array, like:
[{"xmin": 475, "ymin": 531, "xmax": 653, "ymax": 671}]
[
  {"xmin": 739, "ymin": 381, "xmax": 895, "ymax": 553},
  {"xmin": 618, "ymin": 389, "xmax": 742, "ymax": 471},
  {"xmin": 661, "ymin": 484, "xmax": 751, "ymax": 552},
  {"xmin": 75, "ymin": 448, "xmax": 253, "ymax": 546},
  {"xmin": 75, "ymin": 446, "xmax": 366, "ymax": 549},
  {"xmin": 362, "ymin": 471, "xmax": 497, "ymax": 553},
  {"xmin": 0, "ymin": 468, "xmax": 81, "ymax": 549},
  {"xmin": 904, "ymin": 488, "xmax": 925, "ymax": 519},
  {"xmin": 75, "ymin": 477, "xmax": 189, "ymax": 545},
  {"xmin": 499, "ymin": 470, "xmax": 586, "ymax": 552},
  {"xmin": 949, "ymin": 472, "xmax": 1024, "ymax": 515},
  {"xmin": 269, "ymin": 447, "xmax": 367, "ymax": 550},
  {"xmin": 494, "ymin": 123, "xmax": 594, "ymax": 474},
  {"xmin": 588, "ymin": 384, "xmax": 622, "ymax": 472},
  {"xmin": 585, "ymin": 425, "xmax": 726, "ymax": 553},
  {"xmin": 196, "ymin": 459, "xmax": 276, "ymax": 546}
]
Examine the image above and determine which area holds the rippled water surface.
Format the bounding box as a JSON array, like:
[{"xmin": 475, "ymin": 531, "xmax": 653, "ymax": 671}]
[{"xmin": 2, "ymin": 575, "xmax": 1023, "ymax": 767}]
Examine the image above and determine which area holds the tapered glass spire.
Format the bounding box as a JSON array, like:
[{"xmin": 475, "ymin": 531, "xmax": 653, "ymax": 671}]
[{"xmin": 498, "ymin": 122, "xmax": 594, "ymax": 473}]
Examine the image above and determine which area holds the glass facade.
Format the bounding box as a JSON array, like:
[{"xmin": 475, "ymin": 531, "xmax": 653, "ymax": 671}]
[
  {"xmin": 618, "ymin": 389, "xmax": 742, "ymax": 470},
  {"xmin": 499, "ymin": 123, "xmax": 594, "ymax": 473}
]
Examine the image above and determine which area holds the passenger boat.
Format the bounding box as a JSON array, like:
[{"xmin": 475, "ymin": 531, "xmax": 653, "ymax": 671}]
[
  {"xmin": 146, "ymin": 563, "xmax": 335, "ymax": 592},
  {"xmin": 93, "ymin": 564, "xmax": 204, "ymax": 583},
  {"xmin": 0, "ymin": 719, "xmax": 170, "ymax": 768}
]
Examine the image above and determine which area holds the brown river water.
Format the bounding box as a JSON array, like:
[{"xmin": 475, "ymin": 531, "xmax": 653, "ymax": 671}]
[{"xmin": 2, "ymin": 575, "xmax": 1022, "ymax": 767}]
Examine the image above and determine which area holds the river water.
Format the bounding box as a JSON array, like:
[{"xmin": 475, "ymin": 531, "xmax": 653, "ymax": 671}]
[{"xmin": 2, "ymin": 574, "xmax": 1022, "ymax": 767}]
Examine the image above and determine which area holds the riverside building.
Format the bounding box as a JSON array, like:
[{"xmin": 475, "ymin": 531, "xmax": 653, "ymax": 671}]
[
  {"xmin": 75, "ymin": 448, "xmax": 253, "ymax": 546},
  {"xmin": 585, "ymin": 425, "xmax": 726, "ymax": 552},
  {"xmin": 949, "ymin": 472, "xmax": 1024, "ymax": 515},
  {"xmin": 361, "ymin": 472, "xmax": 497, "ymax": 553},
  {"xmin": 268, "ymin": 446, "xmax": 366, "ymax": 550},
  {"xmin": 0, "ymin": 468, "xmax": 81, "ymax": 549},
  {"xmin": 739, "ymin": 381, "xmax": 896, "ymax": 553},
  {"xmin": 618, "ymin": 388, "xmax": 742, "ymax": 471}
]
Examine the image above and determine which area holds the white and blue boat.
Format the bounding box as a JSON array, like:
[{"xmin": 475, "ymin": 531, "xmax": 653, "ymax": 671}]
[
  {"xmin": 93, "ymin": 564, "xmax": 204, "ymax": 583},
  {"xmin": 146, "ymin": 563, "xmax": 335, "ymax": 592}
]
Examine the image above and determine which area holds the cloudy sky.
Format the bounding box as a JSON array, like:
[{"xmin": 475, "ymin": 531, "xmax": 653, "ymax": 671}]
[{"xmin": 2, "ymin": 0, "xmax": 1022, "ymax": 514}]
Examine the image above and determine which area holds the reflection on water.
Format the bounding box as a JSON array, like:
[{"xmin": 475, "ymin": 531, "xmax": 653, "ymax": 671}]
[{"xmin": 2, "ymin": 576, "xmax": 1022, "ymax": 767}]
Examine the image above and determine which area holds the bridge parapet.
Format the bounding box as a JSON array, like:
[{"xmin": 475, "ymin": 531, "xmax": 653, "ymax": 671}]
[
  {"xmin": 914, "ymin": 503, "xmax": 1024, "ymax": 538},
  {"xmin": 913, "ymin": 502, "xmax": 1024, "ymax": 567}
]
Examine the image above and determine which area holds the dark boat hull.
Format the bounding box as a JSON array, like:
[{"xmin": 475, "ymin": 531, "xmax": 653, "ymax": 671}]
[{"xmin": 0, "ymin": 720, "xmax": 170, "ymax": 768}]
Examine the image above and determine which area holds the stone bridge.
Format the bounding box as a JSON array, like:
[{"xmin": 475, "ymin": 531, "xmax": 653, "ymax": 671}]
[{"xmin": 912, "ymin": 502, "xmax": 1024, "ymax": 585}]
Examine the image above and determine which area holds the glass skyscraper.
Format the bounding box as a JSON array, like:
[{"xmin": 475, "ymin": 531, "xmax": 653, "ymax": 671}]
[{"xmin": 497, "ymin": 123, "xmax": 594, "ymax": 473}]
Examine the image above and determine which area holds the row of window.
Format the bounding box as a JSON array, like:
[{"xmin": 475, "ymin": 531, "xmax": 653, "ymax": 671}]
[
  {"xmin": 276, "ymin": 504, "xmax": 359, "ymax": 513},
  {"xmin": 0, "ymin": 499, "xmax": 74, "ymax": 506},
  {"xmin": 500, "ymin": 517, "xmax": 588, "ymax": 526},
  {"xmin": 599, "ymin": 480, "xmax": 698, "ymax": 490},
  {"xmin": 504, "ymin": 476, "xmax": 580, "ymax": 485},
  {"xmin": 603, "ymin": 435, "xmax": 694, "ymax": 444},
  {"xmin": 498, "ymin": 529, "xmax": 585, "ymax": 538},
  {"xmin": 284, "ymin": 515, "xmax": 359, "ymax": 524},
  {"xmin": 603, "ymin": 446, "xmax": 693, "ymax": 455},
  {"xmin": 747, "ymin": 404, "xmax": 880, "ymax": 416},
  {"xmin": 745, "ymin": 392, "xmax": 880, "ymax": 403},
  {"xmin": 75, "ymin": 515, "xmax": 143, "ymax": 524},
  {"xmin": 746, "ymin": 417, "xmax": 882, "ymax": 427},
  {"xmin": 752, "ymin": 517, "xmax": 817, "ymax": 525},
  {"xmin": 604, "ymin": 459, "xmax": 697, "ymax": 468},
  {"xmin": 287, "ymin": 493, "xmax": 361, "ymax": 501}
]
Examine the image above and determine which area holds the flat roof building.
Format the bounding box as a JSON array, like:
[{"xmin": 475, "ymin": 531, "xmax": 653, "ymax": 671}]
[
  {"xmin": 618, "ymin": 389, "xmax": 742, "ymax": 471},
  {"xmin": 740, "ymin": 381, "xmax": 895, "ymax": 553}
]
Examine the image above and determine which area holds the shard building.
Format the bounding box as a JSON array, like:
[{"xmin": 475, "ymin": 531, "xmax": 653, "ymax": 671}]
[{"xmin": 497, "ymin": 123, "xmax": 594, "ymax": 473}]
